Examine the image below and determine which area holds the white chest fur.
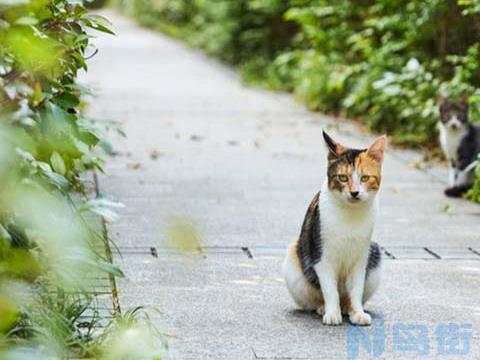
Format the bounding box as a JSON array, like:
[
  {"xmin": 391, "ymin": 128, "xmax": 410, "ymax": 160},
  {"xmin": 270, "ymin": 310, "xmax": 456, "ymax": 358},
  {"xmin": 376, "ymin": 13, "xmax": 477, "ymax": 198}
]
[
  {"xmin": 319, "ymin": 182, "xmax": 377, "ymax": 273},
  {"xmin": 438, "ymin": 122, "xmax": 467, "ymax": 164}
]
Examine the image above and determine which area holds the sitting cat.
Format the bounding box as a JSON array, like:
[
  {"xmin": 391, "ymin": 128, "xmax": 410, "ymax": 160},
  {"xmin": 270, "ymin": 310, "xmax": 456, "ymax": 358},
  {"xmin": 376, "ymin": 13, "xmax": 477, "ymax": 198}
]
[
  {"xmin": 283, "ymin": 131, "xmax": 385, "ymax": 326},
  {"xmin": 437, "ymin": 94, "xmax": 480, "ymax": 197}
]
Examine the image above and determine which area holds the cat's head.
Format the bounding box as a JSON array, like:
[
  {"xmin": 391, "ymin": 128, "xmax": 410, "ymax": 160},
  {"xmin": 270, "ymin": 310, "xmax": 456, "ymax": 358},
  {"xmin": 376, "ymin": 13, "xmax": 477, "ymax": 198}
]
[
  {"xmin": 437, "ymin": 94, "xmax": 469, "ymax": 131},
  {"xmin": 323, "ymin": 131, "xmax": 386, "ymax": 205}
]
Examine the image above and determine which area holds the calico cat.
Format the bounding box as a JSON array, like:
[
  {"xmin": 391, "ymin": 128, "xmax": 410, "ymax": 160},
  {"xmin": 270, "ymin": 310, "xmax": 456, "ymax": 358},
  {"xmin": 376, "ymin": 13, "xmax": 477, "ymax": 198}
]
[
  {"xmin": 437, "ymin": 94, "xmax": 480, "ymax": 197},
  {"xmin": 283, "ymin": 131, "xmax": 385, "ymax": 326}
]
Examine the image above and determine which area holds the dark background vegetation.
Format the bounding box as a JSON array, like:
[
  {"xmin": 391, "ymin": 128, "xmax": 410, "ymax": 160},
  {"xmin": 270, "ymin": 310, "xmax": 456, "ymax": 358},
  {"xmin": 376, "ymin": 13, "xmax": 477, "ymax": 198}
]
[{"xmin": 115, "ymin": 0, "xmax": 480, "ymax": 200}]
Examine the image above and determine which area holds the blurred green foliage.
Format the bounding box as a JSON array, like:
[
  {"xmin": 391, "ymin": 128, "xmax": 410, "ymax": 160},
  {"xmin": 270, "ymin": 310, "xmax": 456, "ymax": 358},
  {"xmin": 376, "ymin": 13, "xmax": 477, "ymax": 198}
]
[
  {"xmin": 115, "ymin": 0, "xmax": 480, "ymax": 201},
  {"xmin": 166, "ymin": 218, "xmax": 202, "ymax": 253},
  {"xmin": 0, "ymin": 0, "xmax": 164, "ymax": 358},
  {"xmin": 95, "ymin": 307, "xmax": 167, "ymax": 360}
]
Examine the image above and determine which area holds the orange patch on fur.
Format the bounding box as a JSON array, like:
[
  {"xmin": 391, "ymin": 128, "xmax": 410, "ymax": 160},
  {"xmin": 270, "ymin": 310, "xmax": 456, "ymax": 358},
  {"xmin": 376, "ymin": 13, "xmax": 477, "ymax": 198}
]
[
  {"xmin": 289, "ymin": 240, "xmax": 302, "ymax": 270},
  {"xmin": 340, "ymin": 297, "xmax": 351, "ymax": 316},
  {"xmin": 356, "ymin": 152, "xmax": 382, "ymax": 190}
]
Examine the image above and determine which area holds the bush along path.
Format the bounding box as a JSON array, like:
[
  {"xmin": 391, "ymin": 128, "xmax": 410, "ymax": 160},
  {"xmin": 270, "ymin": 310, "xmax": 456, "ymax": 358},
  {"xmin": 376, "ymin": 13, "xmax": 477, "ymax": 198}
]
[
  {"xmin": 114, "ymin": 0, "xmax": 480, "ymax": 201},
  {"xmin": 0, "ymin": 1, "xmax": 164, "ymax": 358}
]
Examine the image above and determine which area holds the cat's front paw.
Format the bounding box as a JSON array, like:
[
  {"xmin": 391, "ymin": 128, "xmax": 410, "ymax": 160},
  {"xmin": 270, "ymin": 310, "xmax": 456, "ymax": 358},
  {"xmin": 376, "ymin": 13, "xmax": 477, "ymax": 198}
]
[
  {"xmin": 323, "ymin": 310, "xmax": 343, "ymax": 326},
  {"xmin": 349, "ymin": 311, "xmax": 371, "ymax": 326},
  {"xmin": 444, "ymin": 186, "xmax": 467, "ymax": 198}
]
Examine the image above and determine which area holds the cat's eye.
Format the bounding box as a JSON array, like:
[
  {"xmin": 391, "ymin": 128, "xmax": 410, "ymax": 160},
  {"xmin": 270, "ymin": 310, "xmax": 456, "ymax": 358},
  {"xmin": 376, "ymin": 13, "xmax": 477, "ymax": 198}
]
[
  {"xmin": 337, "ymin": 175, "xmax": 348, "ymax": 182},
  {"xmin": 361, "ymin": 175, "xmax": 370, "ymax": 182}
]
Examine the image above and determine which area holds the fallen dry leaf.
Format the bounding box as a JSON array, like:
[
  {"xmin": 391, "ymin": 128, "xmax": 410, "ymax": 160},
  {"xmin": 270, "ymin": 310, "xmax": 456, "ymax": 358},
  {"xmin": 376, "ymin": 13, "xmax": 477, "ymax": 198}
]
[
  {"xmin": 442, "ymin": 203, "xmax": 457, "ymax": 215},
  {"xmin": 408, "ymin": 160, "xmax": 424, "ymax": 170},
  {"xmin": 190, "ymin": 134, "xmax": 204, "ymax": 141},
  {"xmin": 150, "ymin": 149, "xmax": 162, "ymax": 160},
  {"xmin": 127, "ymin": 163, "xmax": 141, "ymax": 170}
]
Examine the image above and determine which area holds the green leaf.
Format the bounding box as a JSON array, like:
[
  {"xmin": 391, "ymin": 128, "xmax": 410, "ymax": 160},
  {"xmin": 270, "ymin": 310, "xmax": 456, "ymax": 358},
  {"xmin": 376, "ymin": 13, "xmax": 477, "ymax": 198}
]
[
  {"xmin": 82, "ymin": 14, "xmax": 115, "ymax": 35},
  {"xmin": 90, "ymin": 259, "xmax": 125, "ymax": 277},
  {"xmin": 98, "ymin": 138, "xmax": 113, "ymax": 155},
  {"xmin": 42, "ymin": 168, "xmax": 69, "ymax": 189},
  {"xmin": 54, "ymin": 92, "xmax": 80, "ymax": 109},
  {"xmin": 83, "ymin": 198, "xmax": 125, "ymax": 222},
  {"xmin": 14, "ymin": 16, "xmax": 38, "ymax": 25},
  {"xmin": 50, "ymin": 151, "xmax": 66, "ymax": 175},
  {"xmin": 0, "ymin": 224, "xmax": 12, "ymax": 245}
]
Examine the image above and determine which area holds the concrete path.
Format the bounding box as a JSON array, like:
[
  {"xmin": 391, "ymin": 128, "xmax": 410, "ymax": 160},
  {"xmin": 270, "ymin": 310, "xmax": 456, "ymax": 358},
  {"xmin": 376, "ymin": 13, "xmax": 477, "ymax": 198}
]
[{"xmin": 82, "ymin": 10, "xmax": 480, "ymax": 359}]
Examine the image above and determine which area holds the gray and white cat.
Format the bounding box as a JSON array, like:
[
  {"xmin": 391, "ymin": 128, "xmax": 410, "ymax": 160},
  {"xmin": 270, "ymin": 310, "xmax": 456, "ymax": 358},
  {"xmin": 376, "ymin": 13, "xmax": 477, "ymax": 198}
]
[
  {"xmin": 283, "ymin": 132, "xmax": 385, "ymax": 326},
  {"xmin": 437, "ymin": 94, "xmax": 480, "ymax": 197}
]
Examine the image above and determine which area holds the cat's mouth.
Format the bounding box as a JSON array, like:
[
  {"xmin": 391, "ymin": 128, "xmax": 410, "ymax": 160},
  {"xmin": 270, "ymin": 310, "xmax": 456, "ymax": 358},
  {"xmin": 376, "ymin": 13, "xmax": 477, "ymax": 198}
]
[
  {"xmin": 446, "ymin": 119, "xmax": 464, "ymax": 131},
  {"xmin": 348, "ymin": 197, "xmax": 362, "ymax": 203}
]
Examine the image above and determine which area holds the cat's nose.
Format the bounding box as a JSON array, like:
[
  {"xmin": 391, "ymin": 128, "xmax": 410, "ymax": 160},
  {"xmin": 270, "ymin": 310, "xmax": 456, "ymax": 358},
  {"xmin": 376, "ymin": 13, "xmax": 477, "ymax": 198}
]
[{"xmin": 350, "ymin": 191, "xmax": 359, "ymax": 198}]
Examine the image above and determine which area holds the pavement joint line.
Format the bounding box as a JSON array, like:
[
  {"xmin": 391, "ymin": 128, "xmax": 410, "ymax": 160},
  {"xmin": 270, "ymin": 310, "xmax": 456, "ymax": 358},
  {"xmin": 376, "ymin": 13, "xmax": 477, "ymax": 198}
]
[
  {"xmin": 118, "ymin": 245, "xmax": 480, "ymax": 249},
  {"xmin": 252, "ymin": 347, "xmax": 306, "ymax": 360},
  {"xmin": 382, "ymin": 248, "xmax": 396, "ymax": 259},
  {"xmin": 252, "ymin": 348, "xmax": 300, "ymax": 360},
  {"xmin": 241, "ymin": 246, "xmax": 253, "ymax": 259},
  {"xmin": 115, "ymin": 245, "xmax": 480, "ymax": 260},
  {"xmin": 118, "ymin": 245, "xmax": 247, "ymax": 255},
  {"xmin": 424, "ymin": 247, "xmax": 442, "ymax": 259},
  {"xmin": 468, "ymin": 247, "xmax": 480, "ymax": 257},
  {"xmin": 150, "ymin": 246, "xmax": 159, "ymax": 258}
]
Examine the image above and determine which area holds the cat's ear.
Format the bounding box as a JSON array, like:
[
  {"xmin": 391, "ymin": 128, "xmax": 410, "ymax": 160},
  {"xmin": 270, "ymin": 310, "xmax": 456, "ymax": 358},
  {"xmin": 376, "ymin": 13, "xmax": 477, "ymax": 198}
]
[
  {"xmin": 367, "ymin": 136, "xmax": 386, "ymax": 163},
  {"xmin": 436, "ymin": 94, "xmax": 446, "ymax": 106},
  {"xmin": 322, "ymin": 130, "xmax": 345, "ymax": 159}
]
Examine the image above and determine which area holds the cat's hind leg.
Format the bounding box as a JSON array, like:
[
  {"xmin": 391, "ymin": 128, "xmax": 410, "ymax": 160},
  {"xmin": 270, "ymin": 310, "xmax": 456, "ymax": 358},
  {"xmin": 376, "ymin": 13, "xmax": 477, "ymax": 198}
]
[
  {"xmin": 363, "ymin": 266, "xmax": 381, "ymax": 304},
  {"xmin": 448, "ymin": 165, "xmax": 457, "ymax": 187},
  {"xmin": 283, "ymin": 240, "xmax": 323, "ymax": 311},
  {"xmin": 445, "ymin": 168, "xmax": 473, "ymax": 197}
]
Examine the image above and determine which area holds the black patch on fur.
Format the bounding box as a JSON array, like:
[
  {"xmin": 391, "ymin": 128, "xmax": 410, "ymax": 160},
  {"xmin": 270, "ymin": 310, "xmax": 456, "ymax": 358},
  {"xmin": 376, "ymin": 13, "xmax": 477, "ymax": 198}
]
[
  {"xmin": 439, "ymin": 100, "xmax": 468, "ymax": 124},
  {"xmin": 296, "ymin": 192, "xmax": 322, "ymax": 288},
  {"xmin": 456, "ymin": 124, "xmax": 480, "ymax": 171},
  {"xmin": 366, "ymin": 242, "xmax": 381, "ymax": 274},
  {"xmin": 327, "ymin": 148, "xmax": 366, "ymax": 177},
  {"xmin": 322, "ymin": 131, "xmax": 337, "ymax": 156},
  {"xmin": 296, "ymin": 194, "xmax": 381, "ymax": 288},
  {"xmin": 444, "ymin": 184, "xmax": 471, "ymax": 197},
  {"xmin": 342, "ymin": 148, "xmax": 365, "ymax": 164}
]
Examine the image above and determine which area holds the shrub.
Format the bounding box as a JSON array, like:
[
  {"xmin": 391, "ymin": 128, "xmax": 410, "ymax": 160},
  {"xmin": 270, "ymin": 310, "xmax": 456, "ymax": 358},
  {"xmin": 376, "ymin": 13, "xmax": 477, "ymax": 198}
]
[
  {"xmin": 0, "ymin": 1, "xmax": 165, "ymax": 357},
  {"xmin": 116, "ymin": 0, "xmax": 480, "ymax": 201}
]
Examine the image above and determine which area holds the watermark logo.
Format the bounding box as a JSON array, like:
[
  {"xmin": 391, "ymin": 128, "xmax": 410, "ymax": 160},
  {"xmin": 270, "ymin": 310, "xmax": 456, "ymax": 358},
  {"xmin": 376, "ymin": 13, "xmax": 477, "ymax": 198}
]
[{"xmin": 347, "ymin": 316, "xmax": 473, "ymax": 358}]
